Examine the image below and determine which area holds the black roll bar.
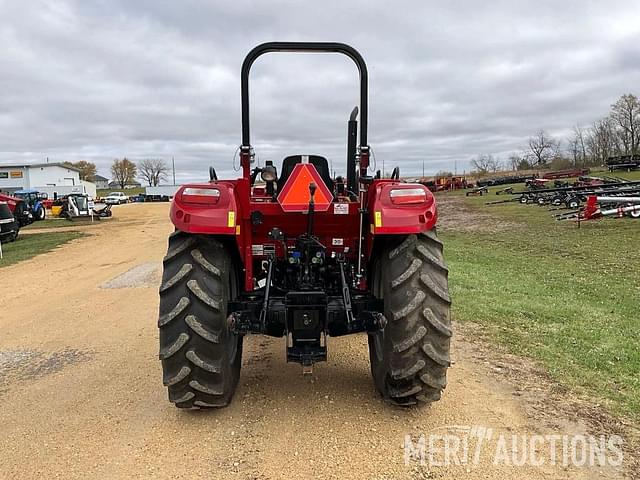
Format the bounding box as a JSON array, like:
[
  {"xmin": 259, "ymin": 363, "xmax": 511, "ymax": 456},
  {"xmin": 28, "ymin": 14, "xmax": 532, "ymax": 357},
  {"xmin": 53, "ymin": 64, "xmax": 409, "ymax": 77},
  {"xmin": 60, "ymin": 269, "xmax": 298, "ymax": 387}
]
[{"xmin": 241, "ymin": 42, "xmax": 368, "ymax": 148}]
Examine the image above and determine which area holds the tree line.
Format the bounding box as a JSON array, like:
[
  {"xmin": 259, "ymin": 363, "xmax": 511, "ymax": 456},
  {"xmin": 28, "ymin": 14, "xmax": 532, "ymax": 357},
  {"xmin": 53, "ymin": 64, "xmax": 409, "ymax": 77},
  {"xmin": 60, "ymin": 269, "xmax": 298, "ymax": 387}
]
[
  {"xmin": 470, "ymin": 93, "xmax": 640, "ymax": 175},
  {"xmin": 63, "ymin": 158, "xmax": 170, "ymax": 188}
]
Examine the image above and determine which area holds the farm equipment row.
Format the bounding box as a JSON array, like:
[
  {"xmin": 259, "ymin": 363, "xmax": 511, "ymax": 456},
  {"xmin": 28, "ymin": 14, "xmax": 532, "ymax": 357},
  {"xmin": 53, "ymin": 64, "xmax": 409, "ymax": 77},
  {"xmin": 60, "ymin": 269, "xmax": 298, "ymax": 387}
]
[
  {"xmin": 485, "ymin": 176, "xmax": 640, "ymax": 222},
  {"xmin": 522, "ymin": 182, "xmax": 640, "ymax": 210},
  {"xmin": 473, "ymin": 169, "xmax": 591, "ymax": 189},
  {"xmin": 581, "ymin": 195, "xmax": 640, "ymax": 220},
  {"xmin": 607, "ymin": 155, "xmax": 640, "ymax": 172},
  {"xmin": 475, "ymin": 174, "xmax": 535, "ymax": 187}
]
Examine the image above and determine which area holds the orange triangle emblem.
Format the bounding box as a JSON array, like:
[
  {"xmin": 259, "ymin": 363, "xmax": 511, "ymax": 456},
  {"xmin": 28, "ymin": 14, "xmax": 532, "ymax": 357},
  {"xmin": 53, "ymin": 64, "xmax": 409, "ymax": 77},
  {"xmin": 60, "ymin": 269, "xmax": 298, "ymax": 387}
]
[{"xmin": 277, "ymin": 163, "xmax": 333, "ymax": 212}]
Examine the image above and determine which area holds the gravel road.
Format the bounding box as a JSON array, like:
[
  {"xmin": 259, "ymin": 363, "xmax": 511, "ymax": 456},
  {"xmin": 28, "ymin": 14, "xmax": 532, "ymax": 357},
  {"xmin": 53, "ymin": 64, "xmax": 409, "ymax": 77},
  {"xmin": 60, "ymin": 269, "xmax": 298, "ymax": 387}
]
[{"xmin": 0, "ymin": 202, "xmax": 629, "ymax": 479}]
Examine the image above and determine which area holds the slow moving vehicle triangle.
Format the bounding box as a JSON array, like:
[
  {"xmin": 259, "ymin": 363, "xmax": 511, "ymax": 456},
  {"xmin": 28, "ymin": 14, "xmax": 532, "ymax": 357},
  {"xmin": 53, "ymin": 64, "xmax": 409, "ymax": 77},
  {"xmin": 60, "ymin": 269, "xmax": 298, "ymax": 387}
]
[{"xmin": 277, "ymin": 163, "xmax": 333, "ymax": 212}]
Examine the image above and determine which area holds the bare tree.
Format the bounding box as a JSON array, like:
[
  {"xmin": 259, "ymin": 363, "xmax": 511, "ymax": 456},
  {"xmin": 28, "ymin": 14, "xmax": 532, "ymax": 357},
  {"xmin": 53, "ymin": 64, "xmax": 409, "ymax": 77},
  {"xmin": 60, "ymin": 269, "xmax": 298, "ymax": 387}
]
[
  {"xmin": 569, "ymin": 125, "xmax": 587, "ymax": 165},
  {"xmin": 586, "ymin": 118, "xmax": 615, "ymax": 165},
  {"xmin": 610, "ymin": 94, "xmax": 640, "ymax": 155},
  {"xmin": 568, "ymin": 134, "xmax": 580, "ymax": 166},
  {"xmin": 139, "ymin": 158, "xmax": 169, "ymax": 186},
  {"xmin": 111, "ymin": 158, "xmax": 137, "ymax": 189},
  {"xmin": 508, "ymin": 153, "xmax": 521, "ymax": 171},
  {"xmin": 528, "ymin": 130, "xmax": 559, "ymax": 166},
  {"xmin": 470, "ymin": 154, "xmax": 501, "ymax": 175}
]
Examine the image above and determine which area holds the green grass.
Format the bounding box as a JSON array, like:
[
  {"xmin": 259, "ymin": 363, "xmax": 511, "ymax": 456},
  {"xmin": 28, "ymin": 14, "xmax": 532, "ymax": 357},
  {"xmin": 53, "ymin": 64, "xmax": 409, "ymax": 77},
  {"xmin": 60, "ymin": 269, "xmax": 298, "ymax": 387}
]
[
  {"xmin": 442, "ymin": 191, "xmax": 640, "ymax": 420},
  {"xmin": 605, "ymin": 169, "xmax": 640, "ymax": 181},
  {"xmin": 0, "ymin": 231, "xmax": 86, "ymax": 268},
  {"xmin": 22, "ymin": 218, "xmax": 81, "ymax": 229},
  {"xmin": 23, "ymin": 215, "xmax": 113, "ymax": 230}
]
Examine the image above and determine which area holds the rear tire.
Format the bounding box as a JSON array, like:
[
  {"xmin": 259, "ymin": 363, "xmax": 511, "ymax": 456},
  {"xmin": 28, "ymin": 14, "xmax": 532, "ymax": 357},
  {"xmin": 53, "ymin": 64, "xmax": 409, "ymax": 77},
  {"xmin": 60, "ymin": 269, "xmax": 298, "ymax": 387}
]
[
  {"xmin": 368, "ymin": 230, "xmax": 452, "ymax": 406},
  {"xmin": 158, "ymin": 231, "xmax": 243, "ymax": 408}
]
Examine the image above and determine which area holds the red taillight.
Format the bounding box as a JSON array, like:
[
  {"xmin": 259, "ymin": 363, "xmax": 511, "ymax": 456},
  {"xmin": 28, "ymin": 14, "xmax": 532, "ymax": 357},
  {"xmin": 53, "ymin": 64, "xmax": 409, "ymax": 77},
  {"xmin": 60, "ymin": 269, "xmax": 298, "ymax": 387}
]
[
  {"xmin": 181, "ymin": 187, "xmax": 221, "ymax": 204},
  {"xmin": 389, "ymin": 187, "xmax": 427, "ymax": 205}
]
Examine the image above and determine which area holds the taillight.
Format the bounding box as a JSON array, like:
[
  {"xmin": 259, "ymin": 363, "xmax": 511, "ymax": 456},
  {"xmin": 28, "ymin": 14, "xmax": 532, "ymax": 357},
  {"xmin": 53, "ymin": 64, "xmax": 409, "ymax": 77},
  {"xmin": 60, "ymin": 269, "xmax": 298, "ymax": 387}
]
[
  {"xmin": 181, "ymin": 187, "xmax": 221, "ymax": 204},
  {"xmin": 389, "ymin": 187, "xmax": 427, "ymax": 205}
]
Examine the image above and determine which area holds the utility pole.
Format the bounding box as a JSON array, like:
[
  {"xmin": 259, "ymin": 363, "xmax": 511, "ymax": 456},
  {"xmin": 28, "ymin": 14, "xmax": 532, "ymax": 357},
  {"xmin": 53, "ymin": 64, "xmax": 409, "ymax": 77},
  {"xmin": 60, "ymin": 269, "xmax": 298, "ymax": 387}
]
[
  {"xmin": 172, "ymin": 156, "xmax": 176, "ymax": 185},
  {"xmin": 422, "ymin": 160, "xmax": 425, "ymax": 178},
  {"xmin": 382, "ymin": 158, "xmax": 385, "ymax": 178}
]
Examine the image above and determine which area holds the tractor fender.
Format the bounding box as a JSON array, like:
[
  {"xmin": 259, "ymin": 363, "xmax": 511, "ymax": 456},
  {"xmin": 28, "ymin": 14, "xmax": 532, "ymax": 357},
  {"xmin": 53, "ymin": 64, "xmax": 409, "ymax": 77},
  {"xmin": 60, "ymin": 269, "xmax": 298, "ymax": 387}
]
[
  {"xmin": 367, "ymin": 180, "xmax": 438, "ymax": 234},
  {"xmin": 170, "ymin": 181, "xmax": 240, "ymax": 235}
]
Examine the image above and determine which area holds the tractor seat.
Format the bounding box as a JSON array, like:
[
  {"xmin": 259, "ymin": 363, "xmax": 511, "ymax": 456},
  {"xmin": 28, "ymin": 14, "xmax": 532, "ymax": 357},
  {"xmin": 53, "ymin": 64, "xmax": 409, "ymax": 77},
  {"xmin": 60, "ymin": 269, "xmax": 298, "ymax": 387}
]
[{"xmin": 277, "ymin": 155, "xmax": 334, "ymax": 193}]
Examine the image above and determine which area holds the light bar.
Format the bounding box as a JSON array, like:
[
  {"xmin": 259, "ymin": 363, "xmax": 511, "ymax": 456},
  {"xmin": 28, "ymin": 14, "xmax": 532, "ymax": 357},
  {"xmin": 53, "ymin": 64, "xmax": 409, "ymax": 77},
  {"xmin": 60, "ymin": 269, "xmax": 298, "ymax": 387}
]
[
  {"xmin": 389, "ymin": 187, "xmax": 427, "ymax": 205},
  {"xmin": 181, "ymin": 187, "xmax": 221, "ymax": 204}
]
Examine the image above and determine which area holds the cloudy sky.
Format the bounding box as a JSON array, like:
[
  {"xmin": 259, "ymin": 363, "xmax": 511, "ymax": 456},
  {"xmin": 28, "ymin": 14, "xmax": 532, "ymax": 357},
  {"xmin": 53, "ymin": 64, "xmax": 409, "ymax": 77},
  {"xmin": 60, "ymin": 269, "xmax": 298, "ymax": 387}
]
[{"xmin": 2, "ymin": 0, "xmax": 640, "ymax": 182}]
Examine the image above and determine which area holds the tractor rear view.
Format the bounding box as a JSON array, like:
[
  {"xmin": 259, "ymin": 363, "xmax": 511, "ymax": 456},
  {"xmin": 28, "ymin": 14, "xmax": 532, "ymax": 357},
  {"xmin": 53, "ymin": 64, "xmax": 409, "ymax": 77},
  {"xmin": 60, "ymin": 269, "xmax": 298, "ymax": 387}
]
[{"xmin": 158, "ymin": 42, "xmax": 451, "ymax": 409}]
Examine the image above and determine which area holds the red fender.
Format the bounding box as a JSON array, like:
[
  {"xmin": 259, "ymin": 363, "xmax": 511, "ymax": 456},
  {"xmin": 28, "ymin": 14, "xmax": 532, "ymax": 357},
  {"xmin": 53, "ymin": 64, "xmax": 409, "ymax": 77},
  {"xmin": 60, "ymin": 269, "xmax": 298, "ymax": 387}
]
[
  {"xmin": 170, "ymin": 182, "xmax": 240, "ymax": 235},
  {"xmin": 367, "ymin": 180, "xmax": 437, "ymax": 234}
]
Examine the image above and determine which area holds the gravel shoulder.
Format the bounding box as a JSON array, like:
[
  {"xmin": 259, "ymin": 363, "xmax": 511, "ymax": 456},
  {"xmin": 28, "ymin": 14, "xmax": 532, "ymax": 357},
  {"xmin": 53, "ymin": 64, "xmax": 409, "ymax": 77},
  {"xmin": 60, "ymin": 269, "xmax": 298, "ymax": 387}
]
[{"xmin": 0, "ymin": 202, "xmax": 629, "ymax": 479}]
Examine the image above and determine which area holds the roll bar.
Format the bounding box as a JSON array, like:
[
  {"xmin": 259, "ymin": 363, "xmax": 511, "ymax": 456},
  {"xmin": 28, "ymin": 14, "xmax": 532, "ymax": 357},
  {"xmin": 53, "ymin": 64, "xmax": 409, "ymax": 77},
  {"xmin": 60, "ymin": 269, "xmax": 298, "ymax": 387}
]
[{"xmin": 241, "ymin": 42, "xmax": 369, "ymax": 148}]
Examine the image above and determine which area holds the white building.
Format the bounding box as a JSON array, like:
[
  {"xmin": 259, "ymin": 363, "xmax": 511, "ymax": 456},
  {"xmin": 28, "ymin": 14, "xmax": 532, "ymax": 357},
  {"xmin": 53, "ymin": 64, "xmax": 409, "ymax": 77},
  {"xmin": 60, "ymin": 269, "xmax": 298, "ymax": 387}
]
[
  {"xmin": 94, "ymin": 174, "xmax": 109, "ymax": 189},
  {"xmin": 0, "ymin": 162, "xmax": 83, "ymax": 195}
]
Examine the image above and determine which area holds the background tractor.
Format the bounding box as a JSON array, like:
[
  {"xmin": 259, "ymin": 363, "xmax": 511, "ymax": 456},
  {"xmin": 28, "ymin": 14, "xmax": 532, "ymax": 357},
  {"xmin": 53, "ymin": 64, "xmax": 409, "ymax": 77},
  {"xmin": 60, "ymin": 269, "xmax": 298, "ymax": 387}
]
[
  {"xmin": 13, "ymin": 189, "xmax": 48, "ymax": 221},
  {"xmin": 158, "ymin": 42, "xmax": 451, "ymax": 409}
]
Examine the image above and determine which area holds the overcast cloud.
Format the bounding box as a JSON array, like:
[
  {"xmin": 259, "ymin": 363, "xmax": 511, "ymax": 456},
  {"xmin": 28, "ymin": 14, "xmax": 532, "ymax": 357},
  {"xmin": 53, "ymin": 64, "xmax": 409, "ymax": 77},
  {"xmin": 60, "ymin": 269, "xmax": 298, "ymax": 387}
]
[{"xmin": 2, "ymin": 0, "xmax": 640, "ymax": 182}]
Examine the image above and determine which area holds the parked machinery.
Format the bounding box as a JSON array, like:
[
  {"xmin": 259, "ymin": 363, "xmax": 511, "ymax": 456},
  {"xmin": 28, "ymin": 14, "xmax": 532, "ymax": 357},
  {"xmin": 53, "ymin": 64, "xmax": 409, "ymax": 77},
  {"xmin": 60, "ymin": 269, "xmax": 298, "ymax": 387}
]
[
  {"xmin": 0, "ymin": 201, "xmax": 20, "ymax": 243},
  {"xmin": 607, "ymin": 155, "xmax": 640, "ymax": 172},
  {"xmin": 55, "ymin": 194, "xmax": 93, "ymax": 220},
  {"xmin": 486, "ymin": 177, "xmax": 640, "ymax": 222},
  {"xmin": 581, "ymin": 195, "xmax": 640, "ymax": 220},
  {"xmin": 13, "ymin": 189, "xmax": 48, "ymax": 221},
  {"xmin": 157, "ymin": 42, "xmax": 451, "ymax": 409},
  {"xmin": 0, "ymin": 193, "xmax": 33, "ymax": 227}
]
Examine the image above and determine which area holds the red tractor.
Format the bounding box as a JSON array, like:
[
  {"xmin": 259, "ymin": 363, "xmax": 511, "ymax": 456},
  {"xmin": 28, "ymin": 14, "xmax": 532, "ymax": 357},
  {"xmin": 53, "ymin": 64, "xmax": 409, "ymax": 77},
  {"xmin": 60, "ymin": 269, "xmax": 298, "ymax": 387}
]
[
  {"xmin": 0, "ymin": 192, "xmax": 33, "ymax": 227},
  {"xmin": 158, "ymin": 42, "xmax": 451, "ymax": 409}
]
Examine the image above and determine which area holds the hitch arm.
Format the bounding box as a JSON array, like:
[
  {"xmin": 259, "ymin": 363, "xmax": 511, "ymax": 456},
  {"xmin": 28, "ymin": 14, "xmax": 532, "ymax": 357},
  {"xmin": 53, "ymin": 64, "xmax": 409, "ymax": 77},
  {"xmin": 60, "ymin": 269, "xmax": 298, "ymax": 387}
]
[
  {"xmin": 338, "ymin": 260, "xmax": 355, "ymax": 326},
  {"xmin": 259, "ymin": 257, "xmax": 274, "ymax": 329}
]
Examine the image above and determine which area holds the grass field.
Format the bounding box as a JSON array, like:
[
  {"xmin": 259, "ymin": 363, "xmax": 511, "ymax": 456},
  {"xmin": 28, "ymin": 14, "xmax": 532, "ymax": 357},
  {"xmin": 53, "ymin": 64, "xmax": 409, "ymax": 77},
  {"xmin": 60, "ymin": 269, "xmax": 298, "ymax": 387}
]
[
  {"xmin": 441, "ymin": 186, "xmax": 640, "ymax": 420},
  {"xmin": 22, "ymin": 218, "xmax": 80, "ymax": 229},
  {"xmin": 0, "ymin": 231, "xmax": 85, "ymax": 268},
  {"xmin": 22, "ymin": 217, "xmax": 110, "ymax": 230}
]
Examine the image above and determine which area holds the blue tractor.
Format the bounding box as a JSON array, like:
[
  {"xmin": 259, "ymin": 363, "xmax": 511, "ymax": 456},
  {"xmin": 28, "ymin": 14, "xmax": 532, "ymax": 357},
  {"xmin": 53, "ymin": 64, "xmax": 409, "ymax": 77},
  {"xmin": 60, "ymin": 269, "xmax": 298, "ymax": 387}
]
[{"xmin": 13, "ymin": 189, "xmax": 48, "ymax": 221}]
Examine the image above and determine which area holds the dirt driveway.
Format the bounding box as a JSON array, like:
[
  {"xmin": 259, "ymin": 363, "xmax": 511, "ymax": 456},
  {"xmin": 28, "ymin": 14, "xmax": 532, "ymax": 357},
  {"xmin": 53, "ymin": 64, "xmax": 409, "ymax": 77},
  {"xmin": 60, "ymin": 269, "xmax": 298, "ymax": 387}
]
[{"xmin": 0, "ymin": 202, "xmax": 630, "ymax": 479}]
